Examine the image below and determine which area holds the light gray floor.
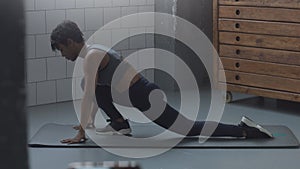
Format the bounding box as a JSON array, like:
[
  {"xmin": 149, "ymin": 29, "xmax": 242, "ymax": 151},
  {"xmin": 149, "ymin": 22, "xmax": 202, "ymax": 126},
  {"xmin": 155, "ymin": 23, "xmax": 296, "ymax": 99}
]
[{"xmin": 27, "ymin": 89, "xmax": 300, "ymax": 169}]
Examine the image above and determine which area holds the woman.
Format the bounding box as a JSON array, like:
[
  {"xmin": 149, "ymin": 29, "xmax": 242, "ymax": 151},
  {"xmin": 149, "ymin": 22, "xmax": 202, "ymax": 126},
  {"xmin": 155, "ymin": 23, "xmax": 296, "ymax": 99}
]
[{"xmin": 50, "ymin": 20, "xmax": 273, "ymax": 144}]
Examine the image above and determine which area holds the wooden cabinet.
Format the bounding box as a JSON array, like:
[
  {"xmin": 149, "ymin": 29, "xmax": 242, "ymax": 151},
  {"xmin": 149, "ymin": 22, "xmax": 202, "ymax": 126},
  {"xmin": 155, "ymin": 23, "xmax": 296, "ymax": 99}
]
[{"xmin": 213, "ymin": 0, "xmax": 300, "ymax": 102}]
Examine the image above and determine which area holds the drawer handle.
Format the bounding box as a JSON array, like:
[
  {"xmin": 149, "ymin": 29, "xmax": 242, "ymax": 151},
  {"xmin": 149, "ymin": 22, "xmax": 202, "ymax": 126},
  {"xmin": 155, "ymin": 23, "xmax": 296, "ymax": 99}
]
[
  {"xmin": 235, "ymin": 0, "xmax": 239, "ymax": 1},
  {"xmin": 236, "ymin": 36, "xmax": 240, "ymax": 41},
  {"xmin": 236, "ymin": 49, "xmax": 240, "ymax": 55},
  {"xmin": 235, "ymin": 23, "xmax": 240, "ymax": 28},
  {"xmin": 236, "ymin": 9, "xmax": 240, "ymax": 15},
  {"xmin": 235, "ymin": 62, "xmax": 240, "ymax": 68},
  {"xmin": 235, "ymin": 75, "xmax": 240, "ymax": 80}
]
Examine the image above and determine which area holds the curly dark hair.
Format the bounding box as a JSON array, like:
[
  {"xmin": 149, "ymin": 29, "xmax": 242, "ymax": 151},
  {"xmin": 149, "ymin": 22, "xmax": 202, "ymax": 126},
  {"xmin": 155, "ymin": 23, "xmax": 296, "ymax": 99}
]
[{"xmin": 50, "ymin": 20, "xmax": 84, "ymax": 51}]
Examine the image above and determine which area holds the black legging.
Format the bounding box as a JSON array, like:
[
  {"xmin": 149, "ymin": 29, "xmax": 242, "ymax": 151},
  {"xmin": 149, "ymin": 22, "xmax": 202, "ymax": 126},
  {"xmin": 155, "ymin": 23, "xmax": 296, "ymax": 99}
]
[{"xmin": 95, "ymin": 77, "xmax": 244, "ymax": 137}]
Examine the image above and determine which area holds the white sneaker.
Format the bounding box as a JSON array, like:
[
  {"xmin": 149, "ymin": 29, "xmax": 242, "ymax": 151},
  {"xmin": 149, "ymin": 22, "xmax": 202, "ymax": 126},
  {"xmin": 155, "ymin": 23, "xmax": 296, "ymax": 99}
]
[
  {"xmin": 95, "ymin": 119, "xmax": 132, "ymax": 135},
  {"xmin": 239, "ymin": 116, "xmax": 273, "ymax": 138}
]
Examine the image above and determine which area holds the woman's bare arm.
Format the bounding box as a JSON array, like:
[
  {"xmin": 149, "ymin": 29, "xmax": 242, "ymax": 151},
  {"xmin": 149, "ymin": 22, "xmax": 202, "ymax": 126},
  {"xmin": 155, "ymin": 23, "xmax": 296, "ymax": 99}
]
[{"xmin": 61, "ymin": 49, "xmax": 105, "ymax": 144}]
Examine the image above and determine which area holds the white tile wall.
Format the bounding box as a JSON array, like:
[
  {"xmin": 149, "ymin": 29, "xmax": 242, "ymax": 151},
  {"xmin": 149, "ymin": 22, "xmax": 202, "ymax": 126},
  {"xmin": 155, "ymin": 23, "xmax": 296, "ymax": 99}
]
[
  {"xmin": 46, "ymin": 10, "xmax": 66, "ymax": 33},
  {"xmin": 56, "ymin": 78, "xmax": 72, "ymax": 102},
  {"xmin": 27, "ymin": 59, "xmax": 47, "ymax": 83},
  {"xmin": 26, "ymin": 11, "xmax": 46, "ymax": 34},
  {"xmin": 120, "ymin": 12, "xmax": 138, "ymax": 28},
  {"xmin": 93, "ymin": 29, "xmax": 112, "ymax": 47},
  {"xmin": 138, "ymin": 6, "xmax": 155, "ymax": 28},
  {"xmin": 66, "ymin": 9, "xmax": 85, "ymax": 31},
  {"xmin": 146, "ymin": 27, "xmax": 155, "ymax": 33},
  {"xmin": 55, "ymin": 0, "xmax": 76, "ymax": 9},
  {"xmin": 36, "ymin": 0, "xmax": 55, "ymax": 10},
  {"xmin": 113, "ymin": 0, "xmax": 130, "ymax": 6},
  {"xmin": 25, "ymin": 0, "xmax": 155, "ymax": 106},
  {"xmin": 25, "ymin": 0, "xmax": 35, "ymax": 11},
  {"xmin": 36, "ymin": 34, "xmax": 55, "ymax": 57},
  {"xmin": 103, "ymin": 7, "xmax": 121, "ymax": 29},
  {"xmin": 121, "ymin": 6, "xmax": 138, "ymax": 16},
  {"xmin": 26, "ymin": 36, "xmax": 35, "ymax": 59},
  {"xmin": 95, "ymin": 0, "xmax": 112, "ymax": 7},
  {"xmin": 129, "ymin": 28, "xmax": 146, "ymax": 49},
  {"xmin": 121, "ymin": 49, "xmax": 137, "ymax": 60},
  {"xmin": 26, "ymin": 83, "xmax": 37, "ymax": 106},
  {"xmin": 47, "ymin": 57, "xmax": 67, "ymax": 80},
  {"xmin": 85, "ymin": 8, "xmax": 104, "ymax": 31},
  {"xmin": 146, "ymin": 33, "xmax": 154, "ymax": 48},
  {"xmin": 83, "ymin": 31, "xmax": 96, "ymax": 41},
  {"xmin": 147, "ymin": 0, "xmax": 155, "ymax": 5},
  {"xmin": 138, "ymin": 5, "xmax": 155, "ymax": 13},
  {"xmin": 114, "ymin": 39, "xmax": 130, "ymax": 51},
  {"xmin": 137, "ymin": 49, "xmax": 155, "ymax": 70},
  {"xmin": 138, "ymin": 12, "xmax": 155, "ymax": 27},
  {"xmin": 112, "ymin": 29, "xmax": 130, "ymax": 50},
  {"xmin": 130, "ymin": 0, "xmax": 147, "ymax": 6},
  {"xmin": 37, "ymin": 81, "xmax": 57, "ymax": 105},
  {"xmin": 76, "ymin": 0, "xmax": 94, "ymax": 8}
]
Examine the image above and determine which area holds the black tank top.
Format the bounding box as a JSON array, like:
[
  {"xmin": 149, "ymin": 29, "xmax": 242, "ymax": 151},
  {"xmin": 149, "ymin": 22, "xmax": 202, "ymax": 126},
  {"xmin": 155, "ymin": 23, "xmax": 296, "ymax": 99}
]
[{"xmin": 88, "ymin": 44, "xmax": 130, "ymax": 87}]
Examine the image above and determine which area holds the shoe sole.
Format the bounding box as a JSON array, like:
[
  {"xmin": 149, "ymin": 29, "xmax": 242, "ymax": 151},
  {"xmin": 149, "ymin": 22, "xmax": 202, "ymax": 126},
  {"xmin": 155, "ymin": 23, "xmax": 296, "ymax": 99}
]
[
  {"xmin": 241, "ymin": 116, "xmax": 273, "ymax": 138},
  {"xmin": 95, "ymin": 128, "xmax": 132, "ymax": 135}
]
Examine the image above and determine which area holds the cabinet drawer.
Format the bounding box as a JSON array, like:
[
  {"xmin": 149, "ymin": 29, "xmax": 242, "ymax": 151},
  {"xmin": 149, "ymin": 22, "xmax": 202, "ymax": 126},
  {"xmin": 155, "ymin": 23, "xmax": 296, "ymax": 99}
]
[
  {"xmin": 226, "ymin": 84, "xmax": 300, "ymax": 102},
  {"xmin": 219, "ymin": 32, "xmax": 300, "ymax": 52},
  {"xmin": 219, "ymin": 19, "xmax": 300, "ymax": 37},
  {"xmin": 219, "ymin": 45, "xmax": 300, "ymax": 65},
  {"xmin": 222, "ymin": 70, "xmax": 300, "ymax": 93},
  {"xmin": 219, "ymin": 6, "xmax": 300, "ymax": 23},
  {"xmin": 219, "ymin": 0, "xmax": 300, "ymax": 9},
  {"xmin": 221, "ymin": 57, "xmax": 300, "ymax": 79}
]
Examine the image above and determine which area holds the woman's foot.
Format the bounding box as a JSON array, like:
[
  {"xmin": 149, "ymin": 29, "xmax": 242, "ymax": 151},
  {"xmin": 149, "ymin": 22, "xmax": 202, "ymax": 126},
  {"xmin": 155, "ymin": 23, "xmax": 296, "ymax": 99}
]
[
  {"xmin": 61, "ymin": 131, "xmax": 87, "ymax": 144},
  {"xmin": 239, "ymin": 116, "xmax": 273, "ymax": 139}
]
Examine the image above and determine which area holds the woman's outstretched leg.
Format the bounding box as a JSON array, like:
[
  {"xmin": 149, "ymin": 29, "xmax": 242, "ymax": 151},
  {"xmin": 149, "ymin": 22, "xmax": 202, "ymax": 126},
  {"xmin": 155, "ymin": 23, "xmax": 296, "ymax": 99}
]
[{"xmin": 129, "ymin": 77, "xmax": 272, "ymax": 138}]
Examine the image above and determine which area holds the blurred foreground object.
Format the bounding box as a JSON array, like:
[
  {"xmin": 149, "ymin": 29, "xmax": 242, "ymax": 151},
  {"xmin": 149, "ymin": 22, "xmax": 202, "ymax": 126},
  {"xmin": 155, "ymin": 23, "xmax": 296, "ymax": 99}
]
[{"xmin": 0, "ymin": 0, "xmax": 28, "ymax": 169}]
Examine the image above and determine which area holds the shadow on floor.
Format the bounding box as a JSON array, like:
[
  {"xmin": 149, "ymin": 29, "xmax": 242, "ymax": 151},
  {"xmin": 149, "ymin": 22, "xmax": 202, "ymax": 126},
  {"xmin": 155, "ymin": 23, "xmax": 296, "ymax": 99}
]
[{"xmin": 229, "ymin": 96, "xmax": 300, "ymax": 117}]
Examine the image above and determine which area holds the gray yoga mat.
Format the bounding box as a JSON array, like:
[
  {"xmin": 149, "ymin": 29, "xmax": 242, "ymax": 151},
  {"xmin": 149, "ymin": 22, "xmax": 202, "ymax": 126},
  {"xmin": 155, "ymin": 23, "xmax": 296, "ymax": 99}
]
[{"xmin": 28, "ymin": 123, "xmax": 299, "ymax": 148}]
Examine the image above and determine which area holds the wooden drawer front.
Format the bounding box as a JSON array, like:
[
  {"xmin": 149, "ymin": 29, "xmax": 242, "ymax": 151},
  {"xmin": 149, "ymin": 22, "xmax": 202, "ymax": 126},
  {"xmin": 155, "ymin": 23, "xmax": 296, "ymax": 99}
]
[
  {"xmin": 219, "ymin": 0, "xmax": 300, "ymax": 9},
  {"xmin": 219, "ymin": 19, "xmax": 300, "ymax": 37},
  {"xmin": 226, "ymin": 84, "xmax": 300, "ymax": 102},
  {"xmin": 219, "ymin": 32, "xmax": 300, "ymax": 52},
  {"xmin": 219, "ymin": 6, "xmax": 300, "ymax": 23},
  {"xmin": 219, "ymin": 45, "xmax": 300, "ymax": 65},
  {"xmin": 222, "ymin": 70, "xmax": 300, "ymax": 93},
  {"xmin": 221, "ymin": 57, "xmax": 300, "ymax": 79}
]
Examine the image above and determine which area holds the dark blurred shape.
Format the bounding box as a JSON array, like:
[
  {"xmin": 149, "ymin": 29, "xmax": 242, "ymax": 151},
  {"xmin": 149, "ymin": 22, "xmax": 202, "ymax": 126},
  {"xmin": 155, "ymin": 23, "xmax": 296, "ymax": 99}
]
[{"xmin": 0, "ymin": 1, "xmax": 28, "ymax": 169}]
